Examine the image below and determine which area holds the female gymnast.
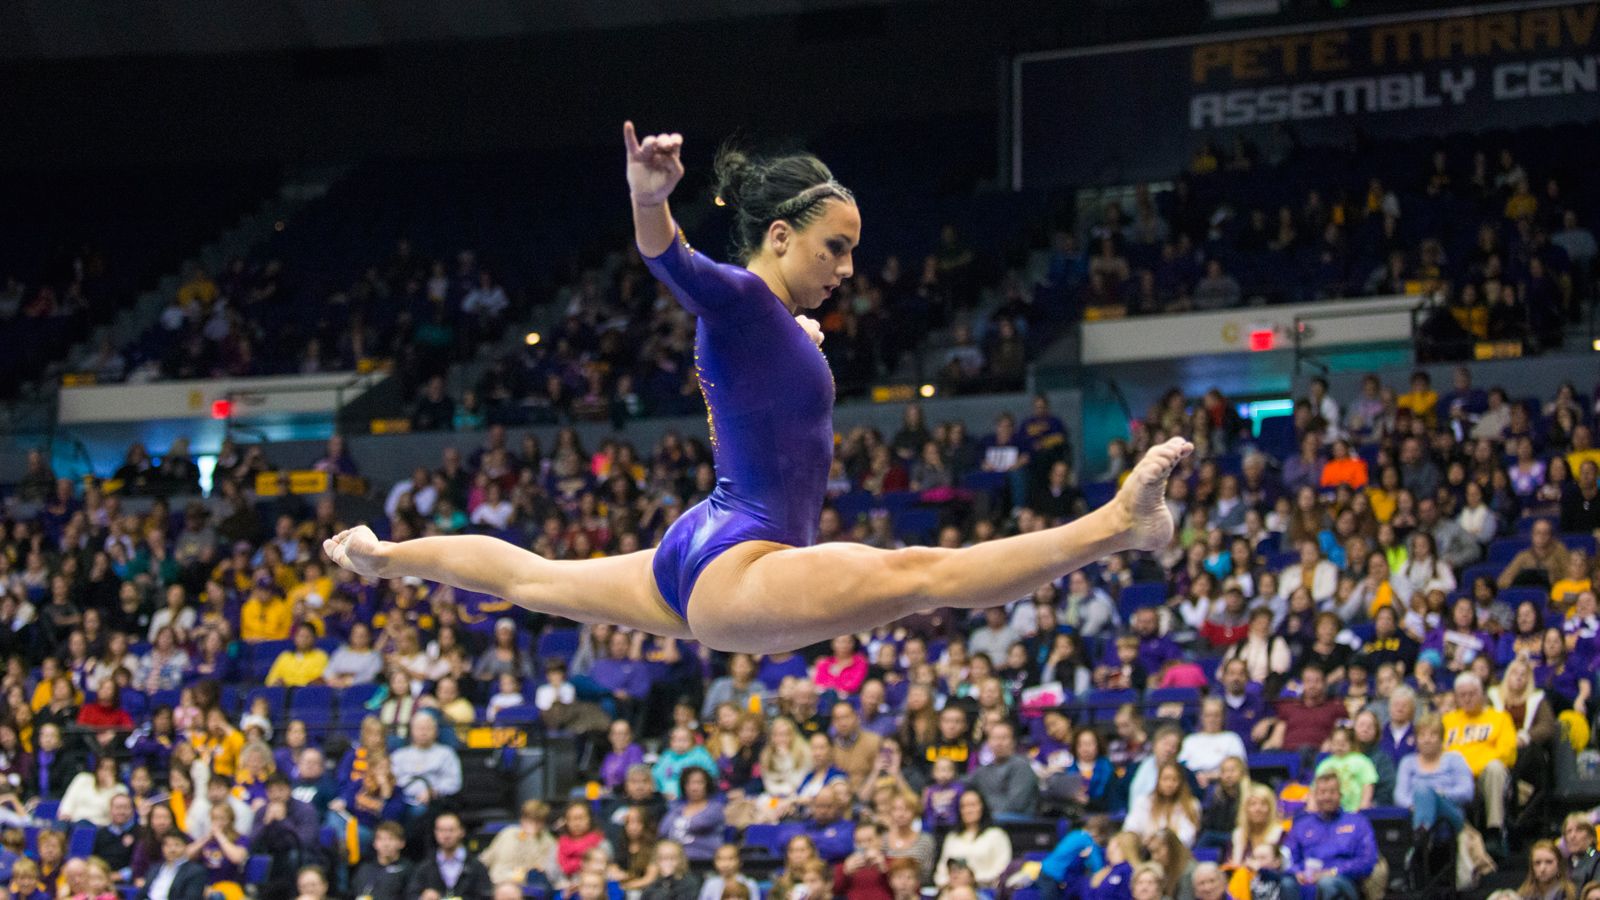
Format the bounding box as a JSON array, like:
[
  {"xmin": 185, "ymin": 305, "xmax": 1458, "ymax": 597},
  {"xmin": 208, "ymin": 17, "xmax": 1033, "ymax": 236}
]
[{"xmin": 324, "ymin": 121, "xmax": 1192, "ymax": 654}]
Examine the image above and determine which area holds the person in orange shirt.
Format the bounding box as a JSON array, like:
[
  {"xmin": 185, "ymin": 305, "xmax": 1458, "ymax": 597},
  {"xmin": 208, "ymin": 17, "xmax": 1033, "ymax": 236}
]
[{"xmin": 1319, "ymin": 439, "xmax": 1369, "ymax": 489}]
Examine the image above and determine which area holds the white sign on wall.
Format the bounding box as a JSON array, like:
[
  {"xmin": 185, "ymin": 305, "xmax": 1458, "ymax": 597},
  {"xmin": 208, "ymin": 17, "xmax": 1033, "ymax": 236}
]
[
  {"xmin": 57, "ymin": 372, "xmax": 384, "ymax": 424},
  {"xmin": 1080, "ymin": 295, "xmax": 1420, "ymax": 365}
]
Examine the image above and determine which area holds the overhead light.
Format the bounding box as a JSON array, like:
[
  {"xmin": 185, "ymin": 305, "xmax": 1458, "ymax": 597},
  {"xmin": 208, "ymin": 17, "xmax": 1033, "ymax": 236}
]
[
  {"xmin": 919, "ymin": 384, "xmax": 936, "ymax": 398},
  {"xmin": 524, "ymin": 332, "xmax": 542, "ymax": 346}
]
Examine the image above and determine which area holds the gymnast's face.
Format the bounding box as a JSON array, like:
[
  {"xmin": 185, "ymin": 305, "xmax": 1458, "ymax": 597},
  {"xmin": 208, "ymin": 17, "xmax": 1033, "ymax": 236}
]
[{"xmin": 765, "ymin": 198, "xmax": 860, "ymax": 310}]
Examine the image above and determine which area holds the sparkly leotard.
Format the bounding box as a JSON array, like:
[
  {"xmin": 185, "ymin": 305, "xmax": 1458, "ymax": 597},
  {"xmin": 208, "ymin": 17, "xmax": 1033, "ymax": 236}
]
[{"xmin": 644, "ymin": 226, "xmax": 835, "ymax": 621}]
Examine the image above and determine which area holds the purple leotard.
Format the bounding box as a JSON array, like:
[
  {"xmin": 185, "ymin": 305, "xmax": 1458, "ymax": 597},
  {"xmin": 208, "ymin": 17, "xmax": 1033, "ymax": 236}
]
[{"xmin": 644, "ymin": 226, "xmax": 835, "ymax": 621}]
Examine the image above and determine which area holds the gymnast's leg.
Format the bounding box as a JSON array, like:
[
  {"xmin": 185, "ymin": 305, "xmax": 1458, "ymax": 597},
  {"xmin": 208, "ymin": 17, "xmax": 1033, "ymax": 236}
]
[
  {"xmin": 686, "ymin": 437, "xmax": 1191, "ymax": 654},
  {"xmin": 323, "ymin": 531, "xmax": 692, "ymax": 639}
]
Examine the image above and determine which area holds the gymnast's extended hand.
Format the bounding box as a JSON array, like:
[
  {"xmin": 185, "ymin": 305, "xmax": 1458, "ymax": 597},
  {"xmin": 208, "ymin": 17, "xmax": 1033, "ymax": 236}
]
[
  {"xmin": 323, "ymin": 525, "xmax": 391, "ymax": 580},
  {"xmin": 624, "ymin": 120, "xmax": 684, "ymax": 207},
  {"xmin": 625, "ymin": 121, "xmax": 686, "ymax": 260}
]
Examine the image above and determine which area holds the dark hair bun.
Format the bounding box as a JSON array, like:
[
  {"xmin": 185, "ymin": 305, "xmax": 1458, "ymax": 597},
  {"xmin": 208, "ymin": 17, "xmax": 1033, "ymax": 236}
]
[
  {"xmin": 712, "ymin": 146, "xmax": 758, "ymax": 211},
  {"xmin": 710, "ymin": 140, "xmax": 854, "ymax": 263}
]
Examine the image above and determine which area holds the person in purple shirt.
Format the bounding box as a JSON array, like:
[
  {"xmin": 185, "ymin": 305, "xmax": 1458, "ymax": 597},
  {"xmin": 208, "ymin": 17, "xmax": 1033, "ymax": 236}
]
[
  {"xmin": 1536, "ymin": 627, "xmax": 1591, "ymax": 710},
  {"xmin": 601, "ymin": 720, "xmax": 646, "ymax": 792},
  {"xmin": 1028, "ymin": 710, "xmax": 1075, "ymax": 772},
  {"xmin": 1217, "ymin": 659, "xmax": 1269, "ymax": 747},
  {"xmin": 590, "ymin": 631, "xmax": 655, "ymax": 722},
  {"xmin": 802, "ymin": 789, "xmax": 857, "ymax": 863},
  {"xmin": 1282, "ymin": 773, "xmax": 1377, "ymax": 900},
  {"xmin": 658, "ymin": 768, "xmax": 726, "ymax": 863},
  {"xmin": 1281, "ymin": 437, "xmax": 1325, "ymax": 495},
  {"xmin": 1378, "ymin": 687, "xmax": 1418, "ymax": 764},
  {"xmin": 922, "ymin": 758, "xmax": 967, "ymax": 830},
  {"xmin": 1122, "ymin": 607, "xmax": 1181, "ymax": 674},
  {"xmin": 759, "ymin": 652, "xmax": 810, "ymax": 691},
  {"xmin": 251, "ymin": 773, "xmax": 320, "ymax": 852},
  {"xmin": 856, "ymin": 680, "xmax": 898, "ymax": 737}
]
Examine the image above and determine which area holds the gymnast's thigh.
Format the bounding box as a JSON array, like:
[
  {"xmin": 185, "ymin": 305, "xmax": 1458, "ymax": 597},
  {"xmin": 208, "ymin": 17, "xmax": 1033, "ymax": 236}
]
[{"xmin": 685, "ymin": 540, "xmax": 935, "ymax": 653}]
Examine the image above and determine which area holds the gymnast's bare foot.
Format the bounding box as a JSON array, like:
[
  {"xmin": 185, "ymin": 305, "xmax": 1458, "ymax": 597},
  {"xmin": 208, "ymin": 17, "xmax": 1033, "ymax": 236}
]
[
  {"xmin": 1111, "ymin": 437, "xmax": 1193, "ymax": 552},
  {"xmin": 324, "ymin": 525, "xmax": 394, "ymax": 580}
]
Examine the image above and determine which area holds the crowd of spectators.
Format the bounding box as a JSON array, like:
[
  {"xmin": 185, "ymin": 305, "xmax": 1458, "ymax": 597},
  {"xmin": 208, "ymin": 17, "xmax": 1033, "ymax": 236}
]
[
  {"xmin": 403, "ymin": 220, "xmax": 1031, "ymax": 435},
  {"xmin": 1045, "ymin": 135, "xmax": 1599, "ymax": 361},
  {"xmin": 70, "ymin": 241, "xmax": 523, "ymax": 391},
  {"xmin": 13, "ymin": 359, "xmax": 1600, "ymax": 898}
]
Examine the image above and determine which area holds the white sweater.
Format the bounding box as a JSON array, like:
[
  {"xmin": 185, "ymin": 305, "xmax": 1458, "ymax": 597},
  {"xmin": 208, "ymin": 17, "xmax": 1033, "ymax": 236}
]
[{"xmin": 935, "ymin": 827, "xmax": 1012, "ymax": 887}]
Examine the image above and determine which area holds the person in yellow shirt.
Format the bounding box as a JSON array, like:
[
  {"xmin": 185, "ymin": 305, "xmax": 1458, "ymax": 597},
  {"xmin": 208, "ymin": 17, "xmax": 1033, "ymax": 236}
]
[
  {"xmin": 175, "ymin": 266, "xmax": 219, "ymax": 311},
  {"xmin": 1550, "ymin": 552, "xmax": 1593, "ymax": 613},
  {"xmin": 193, "ymin": 707, "xmax": 246, "ymax": 779},
  {"xmin": 240, "ymin": 580, "xmax": 292, "ymax": 643},
  {"xmin": 1366, "ymin": 466, "xmax": 1402, "ymax": 524},
  {"xmin": 264, "ymin": 623, "xmax": 330, "ymax": 687},
  {"xmin": 1442, "ymin": 672, "xmax": 1517, "ymax": 852},
  {"xmin": 1396, "ymin": 371, "xmax": 1439, "ymax": 427},
  {"xmin": 1504, "ymin": 176, "xmax": 1538, "ymax": 222},
  {"xmin": 30, "ymin": 661, "xmax": 81, "ymax": 712},
  {"xmin": 285, "ymin": 560, "xmax": 334, "ymax": 612},
  {"xmin": 1567, "ymin": 427, "xmax": 1600, "ymax": 477}
]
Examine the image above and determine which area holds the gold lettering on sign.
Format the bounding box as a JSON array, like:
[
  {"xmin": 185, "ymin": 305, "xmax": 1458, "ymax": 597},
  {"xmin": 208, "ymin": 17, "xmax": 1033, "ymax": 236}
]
[
  {"xmin": 1478, "ymin": 14, "xmax": 1517, "ymax": 55},
  {"xmin": 1371, "ymin": 23, "xmax": 1433, "ymax": 65},
  {"xmin": 1522, "ymin": 10, "xmax": 1563, "ymax": 50},
  {"xmin": 1311, "ymin": 32, "xmax": 1349, "ymax": 72},
  {"xmin": 1233, "ymin": 39, "xmax": 1269, "ymax": 79},
  {"xmin": 1192, "ymin": 44, "xmax": 1229, "ymax": 84},
  {"xmin": 1435, "ymin": 18, "xmax": 1478, "ymax": 58},
  {"xmin": 1564, "ymin": 5, "xmax": 1599, "ymax": 47}
]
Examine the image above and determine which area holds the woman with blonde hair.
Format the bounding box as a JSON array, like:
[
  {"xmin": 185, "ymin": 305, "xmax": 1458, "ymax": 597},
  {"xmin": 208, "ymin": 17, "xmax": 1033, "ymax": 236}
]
[
  {"xmin": 883, "ymin": 788, "xmax": 936, "ymax": 883},
  {"xmin": 1129, "ymin": 861, "xmax": 1168, "ymax": 900},
  {"xmin": 1087, "ymin": 832, "xmax": 1145, "ymax": 899},
  {"xmin": 1228, "ymin": 784, "xmax": 1282, "ymax": 867},
  {"xmin": 758, "ymin": 717, "xmax": 811, "ymax": 804},
  {"xmin": 1566, "ymin": 811, "xmax": 1600, "ymax": 888},
  {"xmin": 1492, "ymin": 656, "xmax": 1558, "ymax": 805}
]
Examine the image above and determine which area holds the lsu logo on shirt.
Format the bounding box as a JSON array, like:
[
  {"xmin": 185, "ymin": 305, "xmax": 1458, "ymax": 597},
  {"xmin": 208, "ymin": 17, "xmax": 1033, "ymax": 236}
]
[{"xmin": 1448, "ymin": 724, "xmax": 1495, "ymax": 744}]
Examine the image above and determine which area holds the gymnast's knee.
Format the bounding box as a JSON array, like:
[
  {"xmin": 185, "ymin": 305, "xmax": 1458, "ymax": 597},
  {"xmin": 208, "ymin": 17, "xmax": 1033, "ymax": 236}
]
[{"xmin": 883, "ymin": 545, "xmax": 949, "ymax": 606}]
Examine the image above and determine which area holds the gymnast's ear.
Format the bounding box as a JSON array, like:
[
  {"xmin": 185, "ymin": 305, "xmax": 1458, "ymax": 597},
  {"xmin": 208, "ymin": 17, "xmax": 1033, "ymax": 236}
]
[{"xmin": 765, "ymin": 219, "xmax": 794, "ymax": 257}]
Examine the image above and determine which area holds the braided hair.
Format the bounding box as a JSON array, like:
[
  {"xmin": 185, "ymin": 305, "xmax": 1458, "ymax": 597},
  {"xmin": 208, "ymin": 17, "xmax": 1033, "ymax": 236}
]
[{"xmin": 713, "ymin": 143, "xmax": 855, "ymax": 264}]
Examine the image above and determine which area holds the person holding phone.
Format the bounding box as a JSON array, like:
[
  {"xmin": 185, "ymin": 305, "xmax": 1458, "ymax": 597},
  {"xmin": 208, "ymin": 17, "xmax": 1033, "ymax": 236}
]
[{"xmin": 833, "ymin": 821, "xmax": 892, "ymax": 900}]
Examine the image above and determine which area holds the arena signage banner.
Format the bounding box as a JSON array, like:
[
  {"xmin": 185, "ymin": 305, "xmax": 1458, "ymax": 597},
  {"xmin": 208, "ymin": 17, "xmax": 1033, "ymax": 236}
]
[{"xmin": 1013, "ymin": 0, "xmax": 1600, "ymax": 188}]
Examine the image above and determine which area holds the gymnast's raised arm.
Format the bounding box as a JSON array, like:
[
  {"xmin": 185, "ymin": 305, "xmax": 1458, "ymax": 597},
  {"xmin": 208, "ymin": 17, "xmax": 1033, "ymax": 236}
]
[
  {"xmin": 625, "ymin": 121, "xmax": 773, "ymax": 326},
  {"xmin": 624, "ymin": 120, "xmax": 683, "ymax": 258}
]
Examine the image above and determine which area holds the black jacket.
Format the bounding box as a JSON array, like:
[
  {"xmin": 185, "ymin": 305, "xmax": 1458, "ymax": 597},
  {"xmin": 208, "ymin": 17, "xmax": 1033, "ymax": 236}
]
[
  {"xmin": 93, "ymin": 822, "xmax": 139, "ymax": 873},
  {"xmin": 405, "ymin": 852, "xmax": 492, "ymax": 900},
  {"xmin": 137, "ymin": 860, "xmax": 207, "ymax": 900},
  {"xmin": 352, "ymin": 858, "xmax": 415, "ymax": 900},
  {"xmin": 31, "ymin": 748, "xmax": 82, "ymax": 801}
]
